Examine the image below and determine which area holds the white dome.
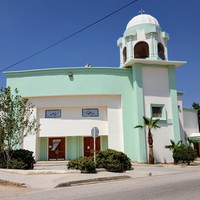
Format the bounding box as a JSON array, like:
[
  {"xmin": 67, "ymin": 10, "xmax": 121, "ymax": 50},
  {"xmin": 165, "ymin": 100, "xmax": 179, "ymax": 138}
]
[{"xmin": 126, "ymin": 14, "xmax": 159, "ymax": 29}]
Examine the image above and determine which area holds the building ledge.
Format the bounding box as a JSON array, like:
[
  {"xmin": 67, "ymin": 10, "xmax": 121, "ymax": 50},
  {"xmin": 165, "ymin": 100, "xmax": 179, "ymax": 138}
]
[{"xmin": 122, "ymin": 59, "xmax": 186, "ymax": 68}]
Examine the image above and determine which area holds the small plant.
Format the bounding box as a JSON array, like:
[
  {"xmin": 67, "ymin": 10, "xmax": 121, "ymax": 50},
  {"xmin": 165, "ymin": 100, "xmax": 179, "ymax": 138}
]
[
  {"xmin": 165, "ymin": 140, "xmax": 197, "ymax": 165},
  {"xmin": 173, "ymin": 145, "xmax": 197, "ymax": 165}
]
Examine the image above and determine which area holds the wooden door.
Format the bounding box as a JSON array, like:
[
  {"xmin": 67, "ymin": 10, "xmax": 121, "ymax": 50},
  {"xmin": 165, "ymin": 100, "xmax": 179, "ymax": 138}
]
[
  {"xmin": 193, "ymin": 143, "xmax": 200, "ymax": 157},
  {"xmin": 84, "ymin": 137, "xmax": 100, "ymax": 157},
  {"xmin": 48, "ymin": 137, "xmax": 65, "ymax": 160}
]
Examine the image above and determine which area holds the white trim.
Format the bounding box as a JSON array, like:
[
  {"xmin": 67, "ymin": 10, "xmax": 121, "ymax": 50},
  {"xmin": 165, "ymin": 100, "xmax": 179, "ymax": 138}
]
[{"xmin": 123, "ymin": 59, "xmax": 186, "ymax": 68}]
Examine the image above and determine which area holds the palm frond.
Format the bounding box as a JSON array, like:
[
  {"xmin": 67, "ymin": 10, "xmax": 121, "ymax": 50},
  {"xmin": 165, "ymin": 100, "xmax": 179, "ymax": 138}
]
[
  {"xmin": 170, "ymin": 139, "xmax": 175, "ymax": 146},
  {"xmin": 143, "ymin": 116, "xmax": 150, "ymax": 125},
  {"xmin": 154, "ymin": 124, "xmax": 160, "ymax": 129},
  {"xmin": 177, "ymin": 140, "xmax": 182, "ymax": 146},
  {"xmin": 134, "ymin": 125, "xmax": 143, "ymax": 129},
  {"xmin": 153, "ymin": 118, "xmax": 160, "ymax": 123}
]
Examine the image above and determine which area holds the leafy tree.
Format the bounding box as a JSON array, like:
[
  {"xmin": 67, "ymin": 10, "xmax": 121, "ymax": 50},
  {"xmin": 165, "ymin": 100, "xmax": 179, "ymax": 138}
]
[
  {"xmin": 0, "ymin": 87, "xmax": 40, "ymax": 163},
  {"xmin": 192, "ymin": 102, "xmax": 200, "ymax": 131},
  {"xmin": 135, "ymin": 116, "xmax": 160, "ymax": 164}
]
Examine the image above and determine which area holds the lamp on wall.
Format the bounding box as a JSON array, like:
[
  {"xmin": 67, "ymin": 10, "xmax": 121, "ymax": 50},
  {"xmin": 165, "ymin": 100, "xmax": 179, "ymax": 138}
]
[{"xmin": 68, "ymin": 72, "xmax": 73, "ymax": 78}]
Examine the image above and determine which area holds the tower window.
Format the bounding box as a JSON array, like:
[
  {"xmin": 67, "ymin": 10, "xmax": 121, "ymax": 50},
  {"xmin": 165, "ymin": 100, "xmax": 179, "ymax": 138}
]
[
  {"xmin": 152, "ymin": 106, "xmax": 162, "ymax": 118},
  {"xmin": 150, "ymin": 104, "xmax": 166, "ymax": 121},
  {"xmin": 123, "ymin": 47, "xmax": 127, "ymax": 64},
  {"xmin": 158, "ymin": 43, "xmax": 165, "ymax": 60},
  {"xmin": 134, "ymin": 42, "xmax": 149, "ymax": 59}
]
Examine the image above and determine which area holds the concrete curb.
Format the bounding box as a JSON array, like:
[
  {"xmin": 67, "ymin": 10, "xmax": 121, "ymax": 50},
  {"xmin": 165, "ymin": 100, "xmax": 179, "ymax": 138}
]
[
  {"xmin": 55, "ymin": 175, "xmax": 131, "ymax": 188},
  {"xmin": 0, "ymin": 179, "xmax": 27, "ymax": 188},
  {"xmin": 0, "ymin": 168, "xmax": 79, "ymax": 175}
]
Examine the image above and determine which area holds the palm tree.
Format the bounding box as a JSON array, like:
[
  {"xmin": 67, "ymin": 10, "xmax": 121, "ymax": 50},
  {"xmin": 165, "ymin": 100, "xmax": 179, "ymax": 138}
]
[
  {"xmin": 165, "ymin": 139, "xmax": 182, "ymax": 151},
  {"xmin": 135, "ymin": 116, "xmax": 160, "ymax": 164}
]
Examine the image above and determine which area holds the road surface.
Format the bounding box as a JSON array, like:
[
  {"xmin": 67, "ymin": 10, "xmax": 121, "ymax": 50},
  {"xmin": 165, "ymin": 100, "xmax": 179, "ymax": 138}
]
[{"xmin": 1, "ymin": 170, "xmax": 200, "ymax": 200}]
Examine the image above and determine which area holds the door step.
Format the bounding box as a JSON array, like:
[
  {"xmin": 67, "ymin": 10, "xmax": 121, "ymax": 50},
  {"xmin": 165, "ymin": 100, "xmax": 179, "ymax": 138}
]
[{"xmin": 35, "ymin": 160, "xmax": 68, "ymax": 167}]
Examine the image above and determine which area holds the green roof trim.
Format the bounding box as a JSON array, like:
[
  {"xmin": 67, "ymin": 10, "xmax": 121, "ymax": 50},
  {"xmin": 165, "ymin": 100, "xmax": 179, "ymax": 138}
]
[
  {"xmin": 189, "ymin": 136, "xmax": 200, "ymax": 142},
  {"xmin": 4, "ymin": 67, "xmax": 128, "ymax": 78}
]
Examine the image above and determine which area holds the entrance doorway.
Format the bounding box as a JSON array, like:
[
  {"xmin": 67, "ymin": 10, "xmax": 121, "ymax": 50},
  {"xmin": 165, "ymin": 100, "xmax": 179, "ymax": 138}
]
[
  {"xmin": 48, "ymin": 137, "xmax": 65, "ymax": 160},
  {"xmin": 193, "ymin": 143, "xmax": 200, "ymax": 157},
  {"xmin": 84, "ymin": 137, "xmax": 100, "ymax": 157}
]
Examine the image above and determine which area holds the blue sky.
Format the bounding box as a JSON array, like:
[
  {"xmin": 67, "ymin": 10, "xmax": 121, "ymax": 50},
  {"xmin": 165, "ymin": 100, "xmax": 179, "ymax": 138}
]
[{"xmin": 0, "ymin": 0, "xmax": 199, "ymax": 108}]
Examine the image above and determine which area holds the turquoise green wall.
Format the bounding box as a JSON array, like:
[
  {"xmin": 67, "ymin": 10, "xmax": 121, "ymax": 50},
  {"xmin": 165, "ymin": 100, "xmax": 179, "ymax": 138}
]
[
  {"xmin": 67, "ymin": 136, "xmax": 83, "ymax": 160},
  {"xmin": 168, "ymin": 66, "xmax": 181, "ymax": 142},
  {"xmin": 129, "ymin": 63, "xmax": 147, "ymax": 162},
  {"xmin": 5, "ymin": 68, "xmax": 132, "ymax": 97},
  {"xmin": 101, "ymin": 136, "xmax": 108, "ymax": 150},
  {"xmin": 39, "ymin": 137, "xmax": 48, "ymax": 161}
]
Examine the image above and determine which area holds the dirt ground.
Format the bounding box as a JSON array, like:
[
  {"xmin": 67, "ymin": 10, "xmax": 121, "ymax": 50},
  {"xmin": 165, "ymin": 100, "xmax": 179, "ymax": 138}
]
[{"xmin": 0, "ymin": 185, "xmax": 36, "ymax": 199}]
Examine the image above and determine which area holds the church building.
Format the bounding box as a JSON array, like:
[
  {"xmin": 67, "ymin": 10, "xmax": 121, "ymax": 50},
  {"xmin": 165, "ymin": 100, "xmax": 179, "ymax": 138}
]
[{"xmin": 4, "ymin": 13, "xmax": 199, "ymax": 163}]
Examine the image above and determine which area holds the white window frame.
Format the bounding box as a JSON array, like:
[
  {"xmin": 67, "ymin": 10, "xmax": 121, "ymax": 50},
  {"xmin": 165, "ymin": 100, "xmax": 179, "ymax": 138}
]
[{"xmin": 150, "ymin": 104, "xmax": 166, "ymax": 120}]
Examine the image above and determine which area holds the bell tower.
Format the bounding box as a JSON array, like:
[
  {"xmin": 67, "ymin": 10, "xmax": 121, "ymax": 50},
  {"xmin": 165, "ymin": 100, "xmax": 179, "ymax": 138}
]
[
  {"xmin": 117, "ymin": 12, "xmax": 186, "ymax": 163},
  {"xmin": 117, "ymin": 13, "xmax": 170, "ymax": 67}
]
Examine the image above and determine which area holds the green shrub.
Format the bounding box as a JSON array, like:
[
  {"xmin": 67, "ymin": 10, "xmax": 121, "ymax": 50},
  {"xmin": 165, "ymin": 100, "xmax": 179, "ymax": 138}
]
[
  {"xmin": 7, "ymin": 159, "xmax": 28, "ymax": 169},
  {"xmin": 173, "ymin": 145, "xmax": 197, "ymax": 165},
  {"xmin": 96, "ymin": 149, "xmax": 132, "ymax": 172},
  {"xmin": 67, "ymin": 149, "xmax": 132, "ymax": 173},
  {"xmin": 67, "ymin": 157, "xmax": 83, "ymax": 170},
  {"xmin": 68, "ymin": 157, "xmax": 96, "ymax": 173},
  {"xmin": 0, "ymin": 151, "xmax": 7, "ymax": 168},
  {"xmin": 0, "ymin": 149, "xmax": 35, "ymax": 169},
  {"xmin": 11, "ymin": 149, "xmax": 35, "ymax": 169}
]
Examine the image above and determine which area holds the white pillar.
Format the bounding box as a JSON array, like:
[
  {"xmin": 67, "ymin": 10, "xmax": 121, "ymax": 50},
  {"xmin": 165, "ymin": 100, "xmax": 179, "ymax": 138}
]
[
  {"xmin": 119, "ymin": 43, "xmax": 123, "ymax": 67},
  {"xmin": 107, "ymin": 106, "xmax": 123, "ymax": 152},
  {"xmin": 164, "ymin": 39, "xmax": 168, "ymax": 60},
  {"xmin": 154, "ymin": 33, "xmax": 158, "ymax": 58},
  {"xmin": 149, "ymin": 33, "xmax": 154, "ymax": 58},
  {"xmin": 126, "ymin": 35, "xmax": 133, "ymax": 61}
]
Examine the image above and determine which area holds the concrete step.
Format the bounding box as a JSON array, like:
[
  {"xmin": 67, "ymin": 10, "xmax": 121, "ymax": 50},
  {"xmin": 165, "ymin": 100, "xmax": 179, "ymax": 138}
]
[{"xmin": 35, "ymin": 161, "xmax": 68, "ymax": 167}]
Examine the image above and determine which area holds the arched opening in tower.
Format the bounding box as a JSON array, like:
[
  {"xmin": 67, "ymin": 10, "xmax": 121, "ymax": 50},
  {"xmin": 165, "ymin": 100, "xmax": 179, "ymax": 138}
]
[
  {"xmin": 158, "ymin": 43, "xmax": 165, "ymax": 60},
  {"xmin": 134, "ymin": 42, "xmax": 149, "ymax": 59},
  {"xmin": 123, "ymin": 47, "xmax": 127, "ymax": 64}
]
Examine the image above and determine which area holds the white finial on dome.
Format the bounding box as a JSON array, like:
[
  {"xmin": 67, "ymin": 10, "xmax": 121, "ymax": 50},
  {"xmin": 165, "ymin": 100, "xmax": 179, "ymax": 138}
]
[{"xmin": 139, "ymin": 9, "xmax": 145, "ymax": 15}]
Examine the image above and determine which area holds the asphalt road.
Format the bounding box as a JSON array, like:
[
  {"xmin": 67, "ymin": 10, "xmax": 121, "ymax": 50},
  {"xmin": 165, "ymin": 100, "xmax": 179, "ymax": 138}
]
[{"xmin": 2, "ymin": 170, "xmax": 200, "ymax": 200}]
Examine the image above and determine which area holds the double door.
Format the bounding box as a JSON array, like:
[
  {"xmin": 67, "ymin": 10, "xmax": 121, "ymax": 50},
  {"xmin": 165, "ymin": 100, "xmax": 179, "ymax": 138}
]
[
  {"xmin": 84, "ymin": 137, "xmax": 100, "ymax": 157},
  {"xmin": 48, "ymin": 137, "xmax": 65, "ymax": 160}
]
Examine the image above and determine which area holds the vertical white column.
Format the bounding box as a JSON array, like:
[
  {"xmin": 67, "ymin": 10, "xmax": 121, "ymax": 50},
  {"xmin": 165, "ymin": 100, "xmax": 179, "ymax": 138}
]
[
  {"xmin": 164, "ymin": 39, "xmax": 168, "ymax": 60},
  {"xmin": 126, "ymin": 35, "xmax": 133, "ymax": 61},
  {"xmin": 107, "ymin": 102, "xmax": 123, "ymax": 152},
  {"xmin": 119, "ymin": 43, "xmax": 123, "ymax": 67},
  {"xmin": 154, "ymin": 33, "xmax": 158, "ymax": 58},
  {"xmin": 149, "ymin": 33, "xmax": 154, "ymax": 58}
]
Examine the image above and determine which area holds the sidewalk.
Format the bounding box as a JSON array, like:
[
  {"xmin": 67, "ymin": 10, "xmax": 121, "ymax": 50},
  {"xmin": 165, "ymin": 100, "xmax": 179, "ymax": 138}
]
[{"xmin": 1, "ymin": 161, "xmax": 200, "ymax": 189}]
